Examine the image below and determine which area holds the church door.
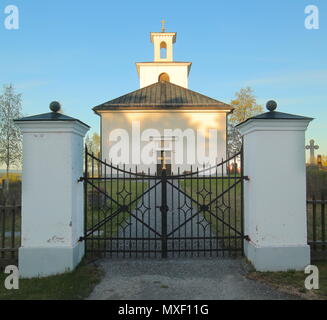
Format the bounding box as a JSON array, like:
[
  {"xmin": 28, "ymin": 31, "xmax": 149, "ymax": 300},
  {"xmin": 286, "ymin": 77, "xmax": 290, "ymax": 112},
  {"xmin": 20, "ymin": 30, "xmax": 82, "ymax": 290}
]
[{"xmin": 157, "ymin": 150, "xmax": 172, "ymax": 175}]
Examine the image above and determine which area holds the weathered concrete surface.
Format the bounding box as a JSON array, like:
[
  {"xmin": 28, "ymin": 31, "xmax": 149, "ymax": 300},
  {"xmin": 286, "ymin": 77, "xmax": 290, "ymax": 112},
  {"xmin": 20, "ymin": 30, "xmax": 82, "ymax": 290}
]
[{"xmin": 87, "ymin": 258, "xmax": 299, "ymax": 300}]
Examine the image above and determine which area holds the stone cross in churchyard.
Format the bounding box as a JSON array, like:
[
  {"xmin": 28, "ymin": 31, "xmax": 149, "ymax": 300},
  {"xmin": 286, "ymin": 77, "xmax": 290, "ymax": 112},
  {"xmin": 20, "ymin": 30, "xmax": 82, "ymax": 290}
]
[{"xmin": 306, "ymin": 139, "xmax": 319, "ymax": 166}]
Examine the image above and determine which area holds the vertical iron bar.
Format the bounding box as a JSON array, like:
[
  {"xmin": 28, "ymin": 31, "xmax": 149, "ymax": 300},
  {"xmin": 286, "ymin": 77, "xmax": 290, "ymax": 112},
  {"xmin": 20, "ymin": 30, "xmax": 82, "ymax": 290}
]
[
  {"xmin": 313, "ymin": 194, "xmax": 316, "ymax": 252},
  {"xmin": 136, "ymin": 165, "xmax": 139, "ymax": 258},
  {"xmin": 2, "ymin": 201, "xmax": 6, "ymax": 259},
  {"xmin": 110, "ymin": 160, "xmax": 113, "ymax": 258},
  {"xmin": 321, "ymin": 193, "xmax": 325, "ymax": 251},
  {"xmin": 84, "ymin": 146, "xmax": 88, "ymax": 255},
  {"xmin": 116, "ymin": 164, "xmax": 119, "ymax": 258},
  {"xmin": 148, "ymin": 167, "xmax": 151, "ymax": 258},
  {"xmin": 161, "ymin": 168, "xmax": 168, "ymax": 258},
  {"xmin": 234, "ymin": 156, "xmax": 237, "ymax": 251},
  {"xmin": 142, "ymin": 168, "xmax": 145, "ymax": 259},
  {"xmin": 196, "ymin": 166, "xmax": 199, "ymax": 257},
  {"xmin": 209, "ymin": 165, "xmax": 212, "ymax": 257},
  {"xmin": 129, "ymin": 167, "xmax": 132, "ymax": 258},
  {"xmin": 178, "ymin": 167, "xmax": 181, "ymax": 257},
  {"xmin": 104, "ymin": 159, "xmax": 107, "ymax": 256},
  {"xmin": 97, "ymin": 156, "xmax": 101, "ymax": 254},
  {"xmin": 171, "ymin": 168, "xmax": 174, "ymax": 257},
  {"xmin": 241, "ymin": 144, "xmax": 245, "ymax": 255},
  {"xmin": 11, "ymin": 201, "xmax": 16, "ymax": 259},
  {"xmin": 228, "ymin": 157, "xmax": 231, "ymax": 256},
  {"xmin": 91, "ymin": 153, "xmax": 94, "ymax": 257},
  {"xmin": 215, "ymin": 161, "xmax": 219, "ymax": 257},
  {"xmin": 202, "ymin": 163, "xmax": 205, "ymax": 256},
  {"xmin": 154, "ymin": 168, "xmax": 157, "ymax": 258},
  {"xmin": 221, "ymin": 159, "xmax": 225, "ymax": 257},
  {"xmin": 123, "ymin": 164, "xmax": 126, "ymax": 258},
  {"xmin": 190, "ymin": 165, "xmax": 193, "ymax": 257}
]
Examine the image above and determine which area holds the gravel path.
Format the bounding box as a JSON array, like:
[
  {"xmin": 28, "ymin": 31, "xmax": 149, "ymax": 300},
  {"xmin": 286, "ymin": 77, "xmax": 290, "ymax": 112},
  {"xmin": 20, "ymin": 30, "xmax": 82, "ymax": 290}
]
[{"xmin": 87, "ymin": 258, "xmax": 298, "ymax": 300}]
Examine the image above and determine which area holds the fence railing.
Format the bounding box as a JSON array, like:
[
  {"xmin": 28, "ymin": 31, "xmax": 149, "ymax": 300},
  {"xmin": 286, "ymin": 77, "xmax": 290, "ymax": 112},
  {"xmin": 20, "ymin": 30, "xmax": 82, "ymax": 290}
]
[
  {"xmin": 0, "ymin": 196, "xmax": 326, "ymax": 263},
  {"xmin": 307, "ymin": 195, "xmax": 326, "ymax": 259},
  {"xmin": 0, "ymin": 201, "xmax": 21, "ymax": 265}
]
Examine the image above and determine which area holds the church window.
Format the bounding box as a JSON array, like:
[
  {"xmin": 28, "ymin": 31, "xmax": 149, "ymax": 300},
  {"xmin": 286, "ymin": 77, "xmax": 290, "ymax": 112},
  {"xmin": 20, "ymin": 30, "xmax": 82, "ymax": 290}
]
[
  {"xmin": 160, "ymin": 41, "xmax": 167, "ymax": 59},
  {"xmin": 159, "ymin": 73, "xmax": 170, "ymax": 82}
]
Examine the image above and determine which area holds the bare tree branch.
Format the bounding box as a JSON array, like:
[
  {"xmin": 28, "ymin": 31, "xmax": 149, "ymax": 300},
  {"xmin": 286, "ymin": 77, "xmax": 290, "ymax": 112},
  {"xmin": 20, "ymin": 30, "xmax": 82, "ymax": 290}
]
[{"xmin": 0, "ymin": 84, "xmax": 23, "ymax": 181}]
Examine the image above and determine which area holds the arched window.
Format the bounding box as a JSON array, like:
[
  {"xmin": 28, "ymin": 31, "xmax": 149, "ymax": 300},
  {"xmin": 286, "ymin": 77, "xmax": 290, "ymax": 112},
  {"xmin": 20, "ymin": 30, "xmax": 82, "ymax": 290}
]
[
  {"xmin": 160, "ymin": 42, "xmax": 167, "ymax": 59},
  {"xmin": 159, "ymin": 73, "xmax": 170, "ymax": 82}
]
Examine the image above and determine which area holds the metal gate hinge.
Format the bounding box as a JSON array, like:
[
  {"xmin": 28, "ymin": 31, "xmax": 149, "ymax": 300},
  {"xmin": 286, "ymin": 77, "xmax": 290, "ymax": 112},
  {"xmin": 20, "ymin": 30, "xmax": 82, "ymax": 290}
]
[{"xmin": 78, "ymin": 177, "xmax": 84, "ymax": 183}]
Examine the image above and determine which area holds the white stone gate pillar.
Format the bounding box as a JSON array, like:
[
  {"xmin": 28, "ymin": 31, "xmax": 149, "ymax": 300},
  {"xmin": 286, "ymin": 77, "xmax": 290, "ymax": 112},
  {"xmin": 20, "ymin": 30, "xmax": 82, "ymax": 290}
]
[
  {"xmin": 237, "ymin": 101, "xmax": 313, "ymax": 271},
  {"xmin": 15, "ymin": 102, "xmax": 90, "ymax": 278}
]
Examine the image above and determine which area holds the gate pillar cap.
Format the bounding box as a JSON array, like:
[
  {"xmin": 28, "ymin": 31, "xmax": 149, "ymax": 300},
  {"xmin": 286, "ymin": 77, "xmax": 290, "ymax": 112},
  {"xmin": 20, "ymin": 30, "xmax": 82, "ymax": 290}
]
[
  {"xmin": 236, "ymin": 100, "xmax": 313, "ymax": 135},
  {"xmin": 14, "ymin": 101, "xmax": 90, "ymax": 129}
]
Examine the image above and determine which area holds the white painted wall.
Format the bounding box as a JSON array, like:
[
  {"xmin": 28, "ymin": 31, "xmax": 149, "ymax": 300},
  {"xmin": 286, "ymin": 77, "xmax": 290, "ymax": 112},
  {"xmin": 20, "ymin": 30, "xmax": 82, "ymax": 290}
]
[
  {"xmin": 137, "ymin": 64, "xmax": 190, "ymax": 88},
  {"xmin": 151, "ymin": 33, "xmax": 175, "ymax": 62},
  {"xmin": 238, "ymin": 119, "xmax": 312, "ymax": 271},
  {"xmin": 16, "ymin": 120, "xmax": 89, "ymax": 278}
]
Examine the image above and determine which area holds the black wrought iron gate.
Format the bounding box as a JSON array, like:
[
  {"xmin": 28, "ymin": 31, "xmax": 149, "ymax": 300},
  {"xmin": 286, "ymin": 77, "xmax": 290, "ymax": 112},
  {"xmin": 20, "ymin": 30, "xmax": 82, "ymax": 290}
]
[{"xmin": 80, "ymin": 148, "xmax": 248, "ymax": 258}]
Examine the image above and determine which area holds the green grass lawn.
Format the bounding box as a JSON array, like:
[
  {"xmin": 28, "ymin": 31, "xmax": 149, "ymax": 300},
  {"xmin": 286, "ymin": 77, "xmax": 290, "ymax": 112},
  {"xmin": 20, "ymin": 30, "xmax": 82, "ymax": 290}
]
[
  {"xmin": 180, "ymin": 177, "xmax": 243, "ymax": 249},
  {"xmin": 0, "ymin": 260, "xmax": 103, "ymax": 300},
  {"xmin": 248, "ymin": 261, "xmax": 327, "ymax": 300}
]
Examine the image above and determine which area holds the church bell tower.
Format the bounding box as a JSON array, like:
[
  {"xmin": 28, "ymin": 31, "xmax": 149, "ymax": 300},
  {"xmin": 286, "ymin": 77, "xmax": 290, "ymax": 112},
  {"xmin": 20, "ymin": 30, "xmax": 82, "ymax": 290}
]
[
  {"xmin": 151, "ymin": 20, "xmax": 176, "ymax": 62},
  {"xmin": 136, "ymin": 21, "xmax": 192, "ymax": 88}
]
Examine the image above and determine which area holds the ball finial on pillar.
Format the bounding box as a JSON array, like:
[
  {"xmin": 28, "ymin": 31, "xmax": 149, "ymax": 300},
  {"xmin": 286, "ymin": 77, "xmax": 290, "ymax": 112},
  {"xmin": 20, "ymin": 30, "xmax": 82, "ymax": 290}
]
[
  {"xmin": 266, "ymin": 100, "xmax": 277, "ymax": 112},
  {"xmin": 50, "ymin": 101, "xmax": 61, "ymax": 113}
]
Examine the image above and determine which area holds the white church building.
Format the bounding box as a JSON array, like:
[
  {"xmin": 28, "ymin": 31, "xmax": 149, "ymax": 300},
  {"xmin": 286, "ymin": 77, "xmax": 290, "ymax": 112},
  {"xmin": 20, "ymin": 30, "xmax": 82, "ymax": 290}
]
[{"xmin": 93, "ymin": 24, "xmax": 233, "ymax": 174}]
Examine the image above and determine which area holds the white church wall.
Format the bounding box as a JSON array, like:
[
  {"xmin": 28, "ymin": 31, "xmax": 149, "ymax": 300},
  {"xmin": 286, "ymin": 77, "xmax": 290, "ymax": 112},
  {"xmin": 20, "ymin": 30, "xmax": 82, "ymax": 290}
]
[{"xmin": 100, "ymin": 110, "xmax": 227, "ymax": 175}]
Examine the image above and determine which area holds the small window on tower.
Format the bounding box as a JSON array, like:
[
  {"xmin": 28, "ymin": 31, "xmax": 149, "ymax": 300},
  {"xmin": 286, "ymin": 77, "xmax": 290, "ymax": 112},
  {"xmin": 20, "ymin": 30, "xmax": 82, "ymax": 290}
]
[
  {"xmin": 160, "ymin": 41, "xmax": 167, "ymax": 59},
  {"xmin": 159, "ymin": 73, "xmax": 170, "ymax": 82}
]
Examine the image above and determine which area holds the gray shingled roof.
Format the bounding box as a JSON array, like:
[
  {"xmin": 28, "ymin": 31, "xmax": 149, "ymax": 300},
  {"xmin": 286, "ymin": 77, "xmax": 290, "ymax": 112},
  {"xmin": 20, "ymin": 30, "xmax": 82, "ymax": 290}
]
[{"xmin": 93, "ymin": 81, "xmax": 232, "ymax": 112}]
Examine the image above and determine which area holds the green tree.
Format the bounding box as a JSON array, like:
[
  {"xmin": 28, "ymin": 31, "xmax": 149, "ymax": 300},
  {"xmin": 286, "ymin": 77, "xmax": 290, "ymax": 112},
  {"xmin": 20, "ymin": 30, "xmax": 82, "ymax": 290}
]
[
  {"xmin": 85, "ymin": 132, "xmax": 100, "ymax": 158},
  {"xmin": 0, "ymin": 84, "xmax": 23, "ymax": 180},
  {"xmin": 85, "ymin": 132, "xmax": 101, "ymax": 173},
  {"xmin": 228, "ymin": 87, "xmax": 263, "ymax": 156}
]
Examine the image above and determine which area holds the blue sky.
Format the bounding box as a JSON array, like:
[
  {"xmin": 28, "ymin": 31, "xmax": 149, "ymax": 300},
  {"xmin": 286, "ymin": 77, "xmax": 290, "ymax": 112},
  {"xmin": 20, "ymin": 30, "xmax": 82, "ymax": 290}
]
[{"xmin": 1, "ymin": 0, "xmax": 326, "ymax": 155}]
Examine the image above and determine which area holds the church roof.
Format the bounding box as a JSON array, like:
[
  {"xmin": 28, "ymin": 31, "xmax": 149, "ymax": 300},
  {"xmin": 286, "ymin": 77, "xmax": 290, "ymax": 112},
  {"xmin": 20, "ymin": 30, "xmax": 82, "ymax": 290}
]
[{"xmin": 93, "ymin": 81, "xmax": 232, "ymax": 113}]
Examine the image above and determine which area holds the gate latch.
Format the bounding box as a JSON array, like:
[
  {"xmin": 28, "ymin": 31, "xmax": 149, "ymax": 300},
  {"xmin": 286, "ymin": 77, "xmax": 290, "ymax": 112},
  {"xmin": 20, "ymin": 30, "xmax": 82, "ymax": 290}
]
[{"xmin": 157, "ymin": 205, "xmax": 169, "ymax": 213}]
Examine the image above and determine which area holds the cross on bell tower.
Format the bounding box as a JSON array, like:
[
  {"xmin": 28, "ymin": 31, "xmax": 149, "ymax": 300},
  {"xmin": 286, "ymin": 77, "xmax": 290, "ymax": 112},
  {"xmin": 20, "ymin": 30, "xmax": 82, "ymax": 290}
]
[
  {"xmin": 150, "ymin": 21, "xmax": 176, "ymax": 62},
  {"xmin": 161, "ymin": 19, "xmax": 166, "ymax": 32}
]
